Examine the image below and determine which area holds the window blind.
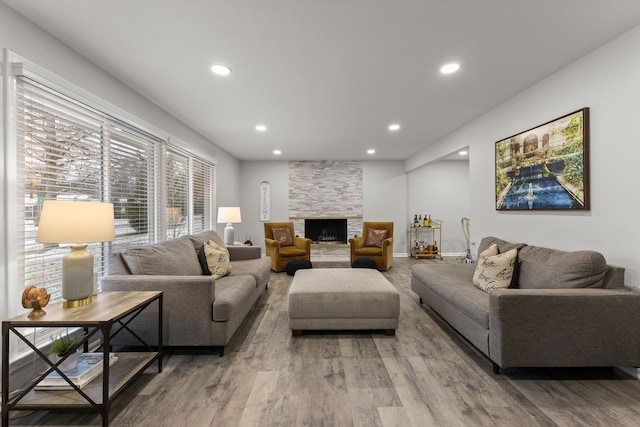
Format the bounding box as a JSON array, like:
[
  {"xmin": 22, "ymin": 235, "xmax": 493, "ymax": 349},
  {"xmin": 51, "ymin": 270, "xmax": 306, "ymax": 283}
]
[
  {"xmin": 165, "ymin": 149, "xmax": 189, "ymax": 239},
  {"xmin": 106, "ymin": 119, "xmax": 159, "ymax": 252},
  {"xmin": 191, "ymin": 157, "xmax": 214, "ymax": 234},
  {"xmin": 14, "ymin": 74, "xmax": 215, "ymax": 305},
  {"xmin": 16, "ymin": 78, "xmax": 106, "ymax": 302}
]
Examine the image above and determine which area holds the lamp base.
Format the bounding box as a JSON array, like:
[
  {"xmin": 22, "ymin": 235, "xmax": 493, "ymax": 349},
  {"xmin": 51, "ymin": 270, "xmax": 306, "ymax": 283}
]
[
  {"xmin": 62, "ymin": 245, "xmax": 94, "ymax": 306},
  {"xmin": 223, "ymin": 223, "xmax": 235, "ymax": 245},
  {"xmin": 63, "ymin": 296, "xmax": 93, "ymax": 308}
]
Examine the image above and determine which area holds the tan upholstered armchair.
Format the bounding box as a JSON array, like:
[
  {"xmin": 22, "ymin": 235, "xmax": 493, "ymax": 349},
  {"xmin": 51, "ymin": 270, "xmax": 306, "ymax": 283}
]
[
  {"xmin": 349, "ymin": 222, "xmax": 394, "ymax": 270},
  {"xmin": 264, "ymin": 222, "xmax": 312, "ymax": 272}
]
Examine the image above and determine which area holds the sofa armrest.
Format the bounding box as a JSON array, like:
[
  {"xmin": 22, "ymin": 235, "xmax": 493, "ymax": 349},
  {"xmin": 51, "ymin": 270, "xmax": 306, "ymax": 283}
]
[
  {"xmin": 489, "ymin": 288, "xmax": 640, "ymax": 368},
  {"xmin": 264, "ymin": 237, "xmax": 280, "ymax": 258},
  {"xmin": 101, "ymin": 275, "xmax": 216, "ymax": 346},
  {"xmin": 349, "ymin": 236, "xmax": 365, "ymax": 250},
  {"xmin": 293, "ymin": 236, "xmax": 311, "ymax": 251},
  {"xmin": 381, "ymin": 237, "xmax": 394, "ymax": 249},
  {"xmin": 264, "ymin": 237, "xmax": 279, "ymax": 248},
  {"xmin": 227, "ymin": 245, "xmax": 261, "ymax": 261}
]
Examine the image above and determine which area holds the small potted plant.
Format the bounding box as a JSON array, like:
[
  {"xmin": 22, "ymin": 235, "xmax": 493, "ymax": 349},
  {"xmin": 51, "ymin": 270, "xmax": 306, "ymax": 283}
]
[{"xmin": 49, "ymin": 331, "xmax": 86, "ymax": 371}]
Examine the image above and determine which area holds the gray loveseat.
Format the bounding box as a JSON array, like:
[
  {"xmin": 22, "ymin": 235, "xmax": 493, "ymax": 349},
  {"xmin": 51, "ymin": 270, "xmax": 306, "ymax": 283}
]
[
  {"xmin": 102, "ymin": 230, "xmax": 271, "ymax": 356},
  {"xmin": 411, "ymin": 236, "xmax": 640, "ymax": 372}
]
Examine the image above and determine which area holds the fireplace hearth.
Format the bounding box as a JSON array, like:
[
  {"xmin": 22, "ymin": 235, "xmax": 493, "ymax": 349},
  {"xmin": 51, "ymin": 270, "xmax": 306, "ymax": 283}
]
[{"xmin": 305, "ymin": 218, "xmax": 347, "ymax": 244}]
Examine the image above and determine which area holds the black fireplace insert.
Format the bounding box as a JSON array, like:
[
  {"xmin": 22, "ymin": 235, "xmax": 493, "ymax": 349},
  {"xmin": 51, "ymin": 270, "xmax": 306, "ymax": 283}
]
[{"xmin": 304, "ymin": 218, "xmax": 347, "ymax": 244}]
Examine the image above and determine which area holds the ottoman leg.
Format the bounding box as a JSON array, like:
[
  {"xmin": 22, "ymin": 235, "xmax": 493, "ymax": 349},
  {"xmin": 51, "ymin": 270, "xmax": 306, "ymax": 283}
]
[
  {"xmin": 292, "ymin": 330, "xmax": 303, "ymax": 337},
  {"xmin": 384, "ymin": 329, "xmax": 395, "ymax": 336}
]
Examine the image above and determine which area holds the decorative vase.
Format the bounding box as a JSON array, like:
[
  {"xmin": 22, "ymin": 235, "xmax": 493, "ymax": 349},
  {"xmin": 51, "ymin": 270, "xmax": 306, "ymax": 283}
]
[{"xmin": 54, "ymin": 349, "xmax": 79, "ymax": 371}]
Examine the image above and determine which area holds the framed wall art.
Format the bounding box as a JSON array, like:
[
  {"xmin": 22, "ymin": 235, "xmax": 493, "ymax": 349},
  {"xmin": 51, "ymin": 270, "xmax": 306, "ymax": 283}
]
[{"xmin": 495, "ymin": 107, "xmax": 590, "ymax": 210}]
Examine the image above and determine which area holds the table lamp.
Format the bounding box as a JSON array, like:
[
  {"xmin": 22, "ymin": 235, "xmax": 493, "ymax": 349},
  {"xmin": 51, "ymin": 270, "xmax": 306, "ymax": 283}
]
[
  {"xmin": 36, "ymin": 200, "xmax": 115, "ymax": 307},
  {"xmin": 217, "ymin": 207, "xmax": 241, "ymax": 245}
]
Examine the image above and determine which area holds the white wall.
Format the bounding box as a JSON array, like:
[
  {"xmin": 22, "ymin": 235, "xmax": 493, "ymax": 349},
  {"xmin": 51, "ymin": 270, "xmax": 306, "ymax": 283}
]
[
  {"xmin": 408, "ymin": 159, "xmax": 470, "ymax": 255},
  {"xmin": 363, "ymin": 161, "xmax": 408, "ymax": 255},
  {"xmin": 407, "ymin": 24, "xmax": 640, "ymax": 290},
  {"xmin": 239, "ymin": 161, "xmax": 290, "ymax": 252},
  {"xmin": 239, "ymin": 160, "xmax": 408, "ymax": 255}
]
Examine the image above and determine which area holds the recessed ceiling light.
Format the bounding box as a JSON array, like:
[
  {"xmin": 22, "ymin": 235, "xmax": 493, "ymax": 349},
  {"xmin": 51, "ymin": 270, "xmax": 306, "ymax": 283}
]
[
  {"xmin": 367, "ymin": 149, "xmax": 376, "ymax": 155},
  {"xmin": 388, "ymin": 123, "xmax": 400, "ymax": 131},
  {"xmin": 273, "ymin": 149, "xmax": 282, "ymax": 155},
  {"xmin": 459, "ymin": 150, "xmax": 468, "ymax": 155},
  {"xmin": 440, "ymin": 63, "xmax": 460, "ymax": 74},
  {"xmin": 211, "ymin": 64, "xmax": 232, "ymax": 76},
  {"xmin": 255, "ymin": 125, "xmax": 267, "ymax": 132}
]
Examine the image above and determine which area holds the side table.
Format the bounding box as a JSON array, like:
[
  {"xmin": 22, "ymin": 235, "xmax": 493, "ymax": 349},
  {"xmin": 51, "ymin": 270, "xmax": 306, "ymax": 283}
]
[{"xmin": 2, "ymin": 291, "xmax": 163, "ymax": 426}]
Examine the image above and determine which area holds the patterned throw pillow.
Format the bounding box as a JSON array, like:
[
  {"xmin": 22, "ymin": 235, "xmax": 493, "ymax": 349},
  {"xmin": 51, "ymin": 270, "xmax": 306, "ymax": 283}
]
[
  {"xmin": 472, "ymin": 244, "xmax": 518, "ymax": 292},
  {"xmin": 272, "ymin": 227, "xmax": 294, "ymax": 246},
  {"xmin": 365, "ymin": 228, "xmax": 388, "ymax": 247},
  {"xmin": 203, "ymin": 240, "xmax": 232, "ymax": 279}
]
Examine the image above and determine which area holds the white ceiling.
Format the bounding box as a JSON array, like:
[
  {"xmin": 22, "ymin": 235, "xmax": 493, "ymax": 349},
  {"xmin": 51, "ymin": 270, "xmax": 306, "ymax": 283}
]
[{"xmin": 5, "ymin": 0, "xmax": 640, "ymax": 161}]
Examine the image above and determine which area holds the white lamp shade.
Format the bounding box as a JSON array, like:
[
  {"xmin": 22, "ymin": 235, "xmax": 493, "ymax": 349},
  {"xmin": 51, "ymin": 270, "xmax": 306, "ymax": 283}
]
[
  {"xmin": 36, "ymin": 200, "xmax": 115, "ymax": 244},
  {"xmin": 217, "ymin": 207, "xmax": 242, "ymax": 224}
]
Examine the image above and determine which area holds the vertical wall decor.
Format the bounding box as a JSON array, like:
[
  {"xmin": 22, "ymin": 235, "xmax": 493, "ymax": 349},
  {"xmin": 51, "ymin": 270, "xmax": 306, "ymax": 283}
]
[{"xmin": 259, "ymin": 181, "xmax": 271, "ymax": 221}]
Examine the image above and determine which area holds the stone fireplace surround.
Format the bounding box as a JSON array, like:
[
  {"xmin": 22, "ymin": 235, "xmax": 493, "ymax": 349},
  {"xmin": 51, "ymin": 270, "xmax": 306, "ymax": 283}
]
[{"xmin": 289, "ymin": 161, "xmax": 364, "ymax": 246}]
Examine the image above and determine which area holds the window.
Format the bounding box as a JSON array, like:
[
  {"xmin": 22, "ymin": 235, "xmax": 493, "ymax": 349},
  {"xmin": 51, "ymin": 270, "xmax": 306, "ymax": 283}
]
[
  {"xmin": 165, "ymin": 148, "xmax": 215, "ymax": 238},
  {"xmin": 12, "ymin": 65, "xmax": 216, "ymax": 307},
  {"xmin": 191, "ymin": 157, "xmax": 214, "ymax": 234},
  {"xmin": 165, "ymin": 149, "xmax": 189, "ymax": 239},
  {"xmin": 17, "ymin": 77, "xmax": 107, "ymax": 302},
  {"xmin": 107, "ymin": 119, "xmax": 159, "ymax": 250}
]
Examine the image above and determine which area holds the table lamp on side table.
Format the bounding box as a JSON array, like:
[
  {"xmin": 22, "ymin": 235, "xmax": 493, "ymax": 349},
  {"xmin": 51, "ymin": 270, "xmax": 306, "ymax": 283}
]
[
  {"xmin": 36, "ymin": 200, "xmax": 115, "ymax": 308},
  {"xmin": 217, "ymin": 207, "xmax": 242, "ymax": 245}
]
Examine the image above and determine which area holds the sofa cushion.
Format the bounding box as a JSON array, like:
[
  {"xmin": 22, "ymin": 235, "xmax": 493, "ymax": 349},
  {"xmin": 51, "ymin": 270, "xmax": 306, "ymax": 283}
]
[
  {"xmin": 354, "ymin": 246, "xmax": 383, "ymax": 256},
  {"xmin": 189, "ymin": 230, "xmax": 225, "ymax": 251},
  {"xmin": 107, "ymin": 252, "xmax": 130, "ymax": 275},
  {"xmin": 518, "ymin": 246, "xmax": 608, "ymax": 289},
  {"xmin": 120, "ymin": 237, "xmax": 202, "ymax": 276},
  {"xmin": 212, "ymin": 275, "xmax": 256, "ymax": 321},
  {"xmin": 478, "ymin": 236, "xmax": 526, "ymax": 255},
  {"xmin": 203, "ymin": 240, "xmax": 232, "ymax": 279},
  {"xmin": 473, "ymin": 245, "xmax": 518, "ymax": 292},
  {"xmin": 412, "ymin": 264, "xmax": 489, "ymax": 328},
  {"xmin": 279, "ymin": 246, "xmax": 308, "ymax": 257},
  {"xmin": 229, "ymin": 257, "xmax": 271, "ymax": 288}
]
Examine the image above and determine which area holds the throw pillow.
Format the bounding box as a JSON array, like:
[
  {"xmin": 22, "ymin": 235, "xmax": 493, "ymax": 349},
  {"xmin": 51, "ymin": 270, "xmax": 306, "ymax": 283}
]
[
  {"xmin": 198, "ymin": 244, "xmax": 211, "ymax": 275},
  {"xmin": 472, "ymin": 244, "xmax": 518, "ymax": 292},
  {"xmin": 365, "ymin": 228, "xmax": 387, "ymax": 247},
  {"xmin": 272, "ymin": 227, "xmax": 294, "ymax": 246},
  {"xmin": 203, "ymin": 240, "xmax": 232, "ymax": 279}
]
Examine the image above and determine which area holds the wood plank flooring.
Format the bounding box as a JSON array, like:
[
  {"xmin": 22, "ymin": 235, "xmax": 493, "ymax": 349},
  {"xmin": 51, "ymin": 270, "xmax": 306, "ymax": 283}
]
[{"xmin": 7, "ymin": 258, "xmax": 640, "ymax": 426}]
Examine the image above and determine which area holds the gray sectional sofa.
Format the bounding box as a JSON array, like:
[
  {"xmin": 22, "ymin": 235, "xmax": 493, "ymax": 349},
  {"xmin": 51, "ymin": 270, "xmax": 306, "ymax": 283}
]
[
  {"xmin": 411, "ymin": 236, "xmax": 640, "ymax": 372},
  {"xmin": 102, "ymin": 230, "xmax": 271, "ymax": 356}
]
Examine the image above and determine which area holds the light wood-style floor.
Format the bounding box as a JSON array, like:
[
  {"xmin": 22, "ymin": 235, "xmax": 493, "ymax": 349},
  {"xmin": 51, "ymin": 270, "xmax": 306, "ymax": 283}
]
[{"xmin": 9, "ymin": 258, "xmax": 640, "ymax": 426}]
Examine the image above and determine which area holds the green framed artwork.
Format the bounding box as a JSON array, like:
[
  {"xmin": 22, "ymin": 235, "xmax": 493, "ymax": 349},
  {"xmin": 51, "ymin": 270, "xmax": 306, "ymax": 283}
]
[{"xmin": 495, "ymin": 108, "xmax": 590, "ymax": 210}]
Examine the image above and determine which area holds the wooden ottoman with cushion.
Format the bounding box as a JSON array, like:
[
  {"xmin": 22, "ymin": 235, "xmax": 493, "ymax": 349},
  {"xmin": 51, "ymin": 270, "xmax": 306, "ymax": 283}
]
[{"xmin": 288, "ymin": 268, "xmax": 400, "ymax": 336}]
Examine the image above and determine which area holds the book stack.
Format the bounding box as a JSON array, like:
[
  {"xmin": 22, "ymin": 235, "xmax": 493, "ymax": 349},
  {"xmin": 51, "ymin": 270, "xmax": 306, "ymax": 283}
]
[{"xmin": 36, "ymin": 352, "xmax": 118, "ymax": 390}]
